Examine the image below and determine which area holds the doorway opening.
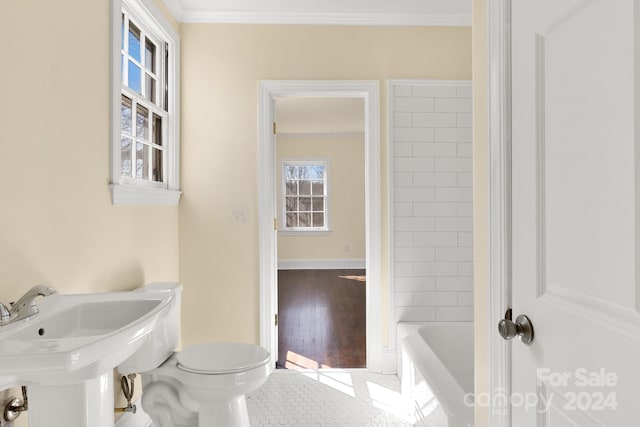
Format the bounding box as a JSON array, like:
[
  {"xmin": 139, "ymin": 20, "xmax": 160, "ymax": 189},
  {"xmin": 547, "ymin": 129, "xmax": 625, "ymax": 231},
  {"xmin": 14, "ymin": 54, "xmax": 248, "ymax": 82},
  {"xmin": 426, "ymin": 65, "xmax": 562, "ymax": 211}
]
[{"xmin": 258, "ymin": 80, "xmax": 382, "ymax": 371}]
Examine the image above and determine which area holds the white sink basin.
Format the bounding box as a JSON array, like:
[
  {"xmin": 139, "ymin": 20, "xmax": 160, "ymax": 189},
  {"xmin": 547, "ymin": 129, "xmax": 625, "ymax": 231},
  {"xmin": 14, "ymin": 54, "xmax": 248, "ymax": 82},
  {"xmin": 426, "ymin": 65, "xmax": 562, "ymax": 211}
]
[{"xmin": 0, "ymin": 290, "xmax": 175, "ymax": 388}]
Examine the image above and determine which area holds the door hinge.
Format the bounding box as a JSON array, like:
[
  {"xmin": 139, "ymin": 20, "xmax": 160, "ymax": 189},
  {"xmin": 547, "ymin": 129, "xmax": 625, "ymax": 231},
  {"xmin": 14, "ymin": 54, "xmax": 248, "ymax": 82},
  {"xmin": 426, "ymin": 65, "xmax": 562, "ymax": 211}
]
[
  {"xmin": 273, "ymin": 122, "xmax": 277, "ymax": 135},
  {"xmin": 274, "ymin": 313, "xmax": 278, "ymax": 326}
]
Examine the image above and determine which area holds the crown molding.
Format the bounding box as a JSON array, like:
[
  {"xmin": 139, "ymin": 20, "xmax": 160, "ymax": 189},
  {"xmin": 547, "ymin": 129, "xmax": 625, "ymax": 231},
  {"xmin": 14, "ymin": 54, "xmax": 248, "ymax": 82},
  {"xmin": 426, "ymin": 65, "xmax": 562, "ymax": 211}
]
[{"xmin": 173, "ymin": 10, "xmax": 471, "ymax": 26}]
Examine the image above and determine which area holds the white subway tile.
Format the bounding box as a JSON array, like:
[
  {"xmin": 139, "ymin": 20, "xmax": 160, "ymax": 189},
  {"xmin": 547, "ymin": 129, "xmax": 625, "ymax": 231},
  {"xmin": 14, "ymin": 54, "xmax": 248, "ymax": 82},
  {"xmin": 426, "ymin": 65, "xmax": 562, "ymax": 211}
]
[
  {"xmin": 413, "ymin": 85, "xmax": 457, "ymax": 98},
  {"xmin": 457, "ymin": 113, "xmax": 472, "ymax": 127},
  {"xmin": 395, "ymin": 292, "xmax": 414, "ymax": 307},
  {"xmin": 395, "ymin": 277, "xmax": 435, "ymax": 292},
  {"xmin": 413, "ymin": 202, "xmax": 457, "ymax": 217},
  {"xmin": 394, "ymin": 232, "xmax": 413, "ymax": 247},
  {"xmin": 414, "ymin": 262, "xmax": 459, "ymax": 276},
  {"xmin": 413, "ymin": 172, "xmax": 458, "ymax": 187},
  {"xmin": 394, "ymin": 247, "xmax": 436, "ymax": 262},
  {"xmin": 394, "ymin": 127, "xmax": 435, "ymax": 142},
  {"xmin": 457, "ymin": 172, "xmax": 473, "ymax": 187},
  {"xmin": 394, "ymin": 172, "xmax": 413, "ymax": 187},
  {"xmin": 436, "ymin": 306, "xmax": 473, "ymax": 321},
  {"xmin": 396, "ymin": 307, "xmax": 436, "ymax": 322},
  {"xmin": 435, "ymin": 158, "xmax": 472, "ymax": 173},
  {"xmin": 457, "ymin": 292, "xmax": 474, "ymax": 306},
  {"xmin": 457, "ymin": 143, "xmax": 472, "ymax": 157},
  {"xmin": 458, "ymin": 232, "xmax": 474, "ymax": 247},
  {"xmin": 393, "ymin": 84, "xmax": 412, "ymax": 97},
  {"xmin": 413, "ymin": 231, "xmax": 459, "ymax": 247},
  {"xmin": 413, "ymin": 113, "xmax": 457, "ymax": 128},
  {"xmin": 435, "ymin": 98, "xmax": 472, "ymax": 113},
  {"xmin": 457, "ymin": 85, "xmax": 473, "ymax": 98},
  {"xmin": 394, "ymin": 158, "xmax": 435, "ymax": 172},
  {"xmin": 394, "ymin": 202, "xmax": 412, "ymax": 217},
  {"xmin": 435, "ymin": 128, "xmax": 472, "ymax": 143},
  {"xmin": 395, "ymin": 97, "xmax": 434, "ymax": 113},
  {"xmin": 394, "ymin": 143, "xmax": 413, "ymax": 158},
  {"xmin": 458, "ymin": 202, "xmax": 473, "ymax": 217},
  {"xmin": 458, "ymin": 262, "xmax": 474, "ymax": 276},
  {"xmin": 435, "ymin": 187, "xmax": 473, "ymax": 202},
  {"xmin": 413, "ymin": 143, "xmax": 457, "ymax": 158},
  {"xmin": 394, "ymin": 112, "xmax": 413, "ymax": 127},
  {"xmin": 413, "ymin": 291, "xmax": 458, "ymax": 307},
  {"xmin": 394, "ymin": 262, "xmax": 414, "ymax": 277},
  {"xmin": 436, "ymin": 277, "xmax": 474, "ymax": 291},
  {"xmin": 395, "ymin": 217, "xmax": 435, "ymax": 232},
  {"xmin": 395, "ymin": 187, "xmax": 436, "ymax": 202},
  {"xmin": 436, "ymin": 247, "xmax": 474, "ymax": 262},
  {"xmin": 435, "ymin": 217, "xmax": 473, "ymax": 232}
]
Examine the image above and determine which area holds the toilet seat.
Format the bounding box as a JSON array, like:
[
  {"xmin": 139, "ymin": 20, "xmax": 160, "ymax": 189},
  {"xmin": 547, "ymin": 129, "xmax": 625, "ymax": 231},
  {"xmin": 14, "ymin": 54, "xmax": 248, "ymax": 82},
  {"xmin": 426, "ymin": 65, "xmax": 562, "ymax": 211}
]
[{"xmin": 177, "ymin": 342, "xmax": 271, "ymax": 374}]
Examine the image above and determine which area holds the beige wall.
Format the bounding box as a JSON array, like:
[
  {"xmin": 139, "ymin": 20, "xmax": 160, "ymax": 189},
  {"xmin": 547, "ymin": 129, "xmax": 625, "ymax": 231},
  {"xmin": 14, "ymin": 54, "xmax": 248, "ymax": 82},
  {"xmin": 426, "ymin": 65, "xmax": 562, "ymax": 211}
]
[
  {"xmin": 473, "ymin": 0, "xmax": 489, "ymax": 425},
  {"xmin": 276, "ymin": 135, "xmax": 366, "ymax": 261},
  {"xmin": 0, "ymin": 0, "xmax": 179, "ymax": 423},
  {"xmin": 179, "ymin": 24, "xmax": 472, "ymax": 347}
]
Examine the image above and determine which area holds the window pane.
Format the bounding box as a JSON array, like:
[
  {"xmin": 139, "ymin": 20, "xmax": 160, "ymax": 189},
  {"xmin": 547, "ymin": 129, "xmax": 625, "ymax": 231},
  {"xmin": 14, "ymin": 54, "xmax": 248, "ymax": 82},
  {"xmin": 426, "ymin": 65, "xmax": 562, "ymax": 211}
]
[
  {"xmin": 121, "ymin": 96, "xmax": 132, "ymax": 135},
  {"xmin": 285, "ymin": 197, "xmax": 297, "ymax": 212},
  {"xmin": 121, "ymin": 137, "xmax": 132, "ymax": 177},
  {"xmin": 145, "ymin": 74, "xmax": 156, "ymax": 103},
  {"xmin": 145, "ymin": 39, "xmax": 156, "ymax": 73},
  {"xmin": 313, "ymin": 213, "xmax": 324, "ymax": 228},
  {"xmin": 286, "ymin": 213, "xmax": 297, "ymax": 228},
  {"xmin": 128, "ymin": 23, "xmax": 141, "ymax": 62},
  {"xmin": 312, "ymin": 180, "xmax": 324, "ymax": 195},
  {"xmin": 153, "ymin": 114, "xmax": 162, "ymax": 146},
  {"xmin": 299, "ymin": 212, "xmax": 311, "ymax": 227},
  {"xmin": 136, "ymin": 142, "xmax": 149, "ymax": 179},
  {"xmin": 152, "ymin": 148, "xmax": 163, "ymax": 182},
  {"xmin": 309, "ymin": 165, "xmax": 324, "ymax": 180},
  {"xmin": 285, "ymin": 181, "xmax": 297, "ymax": 195},
  {"xmin": 312, "ymin": 197, "xmax": 324, "ymax": 212},
  {"xmin": 128, "ymin": 61, "xmax": 141, "ymax": 93},
  {"xmin": 136, "ymin": 105, "xmax": 149, "ymax": 140},
  {"xmin": 285, "ymin": 165, "xmax": 298, "ymax": 180},
  {"xmin": 299, "ymin": 197, "xmax": 311, "ymax": 211},
  {"xmin": 299, "ymin": 180, "xmax": 311, "ymax": 195}
]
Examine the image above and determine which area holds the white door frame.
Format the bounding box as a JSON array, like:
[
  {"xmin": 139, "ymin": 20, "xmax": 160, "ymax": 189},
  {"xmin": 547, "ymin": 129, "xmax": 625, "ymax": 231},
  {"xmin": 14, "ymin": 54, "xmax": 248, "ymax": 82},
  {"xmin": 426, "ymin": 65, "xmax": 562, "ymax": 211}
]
[
  {"xmin": 488, "ymin": 0, "xmax": 512, "ymax": 425},
  {"xmin": 257, "ymin": 80, "xmax": 383, "ymax": 371}
]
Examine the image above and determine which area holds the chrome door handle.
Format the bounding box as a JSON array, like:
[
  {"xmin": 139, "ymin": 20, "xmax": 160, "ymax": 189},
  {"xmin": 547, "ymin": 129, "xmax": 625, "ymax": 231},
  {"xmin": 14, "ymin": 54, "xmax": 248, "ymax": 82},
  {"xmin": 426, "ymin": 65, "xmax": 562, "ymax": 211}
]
[{"xmin": 498, "ymin": 309, "xmax": 534, "ymax": 344}]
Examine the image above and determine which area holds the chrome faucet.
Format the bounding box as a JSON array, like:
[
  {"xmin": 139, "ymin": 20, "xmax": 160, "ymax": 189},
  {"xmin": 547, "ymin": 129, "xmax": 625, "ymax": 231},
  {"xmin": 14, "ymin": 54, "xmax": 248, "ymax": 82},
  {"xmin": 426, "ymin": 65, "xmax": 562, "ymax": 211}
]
[{"xmin": 0, "ymin": 284, "xmax": 57, "ymax": 326}]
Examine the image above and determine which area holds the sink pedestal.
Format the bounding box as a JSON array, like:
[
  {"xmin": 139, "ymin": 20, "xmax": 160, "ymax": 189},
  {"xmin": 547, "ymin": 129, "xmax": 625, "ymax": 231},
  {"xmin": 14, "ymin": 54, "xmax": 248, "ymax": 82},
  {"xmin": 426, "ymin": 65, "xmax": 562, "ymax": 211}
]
[{"xmin": 28, "ymin": 372, "xmax": 114, "ymax": 427}]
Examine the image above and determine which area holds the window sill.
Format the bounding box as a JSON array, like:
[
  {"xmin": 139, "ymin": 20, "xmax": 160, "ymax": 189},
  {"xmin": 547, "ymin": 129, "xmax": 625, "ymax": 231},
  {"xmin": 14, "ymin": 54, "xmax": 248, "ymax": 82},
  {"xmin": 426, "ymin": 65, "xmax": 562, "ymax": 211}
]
[
  {"xmin": 278, "ymin": 229, "xmax": 332, "ymax": 236},
  {"xmin": 110, "ymin": 184, "xmax": 182, "ymax": 206}
]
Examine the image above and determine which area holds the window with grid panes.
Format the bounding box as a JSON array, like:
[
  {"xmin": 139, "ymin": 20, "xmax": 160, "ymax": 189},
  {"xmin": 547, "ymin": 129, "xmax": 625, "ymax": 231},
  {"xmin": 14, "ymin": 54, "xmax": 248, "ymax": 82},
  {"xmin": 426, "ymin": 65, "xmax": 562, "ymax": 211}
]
[
  {"xmin": 282, "ymin": 161, "xmax": 329, "ymax": 231},
  {"xmin": 111, "ymin": 0, "xmax": 180, "ymax": 205}
]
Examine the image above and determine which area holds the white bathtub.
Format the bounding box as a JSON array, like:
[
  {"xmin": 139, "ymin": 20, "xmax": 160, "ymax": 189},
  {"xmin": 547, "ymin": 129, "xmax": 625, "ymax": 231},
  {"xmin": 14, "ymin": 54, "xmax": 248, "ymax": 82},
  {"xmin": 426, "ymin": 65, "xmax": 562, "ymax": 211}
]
[{"xmin": 397, "ymin": 322, "xmax": 474, "ymax": 427}]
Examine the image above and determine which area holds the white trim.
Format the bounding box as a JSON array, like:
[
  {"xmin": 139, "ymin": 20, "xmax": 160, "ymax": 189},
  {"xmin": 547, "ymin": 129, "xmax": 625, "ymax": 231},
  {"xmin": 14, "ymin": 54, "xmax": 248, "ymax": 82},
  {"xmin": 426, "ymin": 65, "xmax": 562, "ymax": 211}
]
[
  {"xmin": 176, "ymin": 11, "xmax": 471, "ymax": 26},
  {"xmin": 110, "ymin": 184, "xmax": 182, "ymax": 206},
  {"xmin": 488, "ymin": 0, "xmax": 512, "ymax": 426},
  {"xmin": 258, "ymin": 80, "xmax": 383, "ymax": 372},
  {"xmin": 278, "ymin": 258, "xmax": 366, "ymax": 270},
  {"xmin": 111, "ymin": 0, "xmax": 181, "ymax": 206}
]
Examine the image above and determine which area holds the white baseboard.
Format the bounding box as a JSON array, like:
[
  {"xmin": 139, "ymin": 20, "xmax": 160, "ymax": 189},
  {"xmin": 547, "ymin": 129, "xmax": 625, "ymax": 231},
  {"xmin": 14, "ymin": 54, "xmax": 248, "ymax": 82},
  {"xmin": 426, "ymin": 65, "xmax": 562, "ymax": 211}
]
[
  {"xmin": 278, "ymin": 258, "xmax": 366, "ymax": 270},
  {"xmin": 115, "ymin": 401, "xmax": 151, "ymax": 427}
]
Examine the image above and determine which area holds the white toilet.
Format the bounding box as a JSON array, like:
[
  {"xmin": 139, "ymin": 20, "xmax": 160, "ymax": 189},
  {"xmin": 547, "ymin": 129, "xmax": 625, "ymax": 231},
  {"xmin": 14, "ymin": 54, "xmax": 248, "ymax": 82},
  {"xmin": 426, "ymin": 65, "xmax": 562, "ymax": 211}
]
[{"xmin": 117, "ymin": 282, "xmax": 272, "ymax": 427}]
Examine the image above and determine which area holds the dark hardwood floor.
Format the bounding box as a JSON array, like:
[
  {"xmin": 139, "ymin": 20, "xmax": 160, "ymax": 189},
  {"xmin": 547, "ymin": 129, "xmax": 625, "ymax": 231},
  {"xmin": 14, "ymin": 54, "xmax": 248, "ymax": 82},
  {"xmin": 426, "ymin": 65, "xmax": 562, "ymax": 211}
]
[{"xmin": 277, "ymin": 269, "xmax": 366, "ymax": 369}]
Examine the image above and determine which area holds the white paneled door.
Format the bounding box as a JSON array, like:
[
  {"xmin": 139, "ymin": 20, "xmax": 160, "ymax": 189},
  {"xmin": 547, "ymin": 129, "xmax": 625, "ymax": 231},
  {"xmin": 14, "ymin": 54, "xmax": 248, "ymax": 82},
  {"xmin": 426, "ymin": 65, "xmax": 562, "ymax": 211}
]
[{"xmin": 510, "ymin": 0, "xmax": 639, "ymax": 425}]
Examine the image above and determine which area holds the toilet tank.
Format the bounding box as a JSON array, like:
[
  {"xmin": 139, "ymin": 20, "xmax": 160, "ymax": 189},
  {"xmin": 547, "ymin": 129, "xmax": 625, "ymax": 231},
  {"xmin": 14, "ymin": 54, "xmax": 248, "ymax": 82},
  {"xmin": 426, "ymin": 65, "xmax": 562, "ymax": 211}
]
[{"xmin": 117, "ymin": 282, "xmax": 182, "ymax": 374}]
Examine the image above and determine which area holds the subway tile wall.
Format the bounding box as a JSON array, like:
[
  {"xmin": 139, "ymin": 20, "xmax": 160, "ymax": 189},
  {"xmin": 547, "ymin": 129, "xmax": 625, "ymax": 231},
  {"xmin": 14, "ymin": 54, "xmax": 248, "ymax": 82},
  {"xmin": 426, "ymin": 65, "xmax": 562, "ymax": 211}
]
[{"xmin": 391, "ymin": 81, "xmax": 473, "ymax": 323}]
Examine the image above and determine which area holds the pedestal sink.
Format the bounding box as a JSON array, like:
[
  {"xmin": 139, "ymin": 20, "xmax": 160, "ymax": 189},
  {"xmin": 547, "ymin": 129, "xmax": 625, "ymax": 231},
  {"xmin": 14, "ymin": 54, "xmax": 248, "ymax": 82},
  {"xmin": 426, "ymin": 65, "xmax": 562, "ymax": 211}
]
[{"xmin": 0, "ymin": 289, "xmax": 176, "ymax": 427}]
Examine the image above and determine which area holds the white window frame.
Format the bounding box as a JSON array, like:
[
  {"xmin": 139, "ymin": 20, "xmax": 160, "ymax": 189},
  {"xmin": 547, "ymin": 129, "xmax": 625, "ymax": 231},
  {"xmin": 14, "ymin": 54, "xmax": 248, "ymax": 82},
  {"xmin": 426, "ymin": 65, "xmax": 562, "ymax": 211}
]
[
  {"xmin": 110, "ymin": 0, "xmax": 181, "ymax": 205},
  {"xmin": 279, "ymin": 159, "xmax": 331, "ymax": 234}
]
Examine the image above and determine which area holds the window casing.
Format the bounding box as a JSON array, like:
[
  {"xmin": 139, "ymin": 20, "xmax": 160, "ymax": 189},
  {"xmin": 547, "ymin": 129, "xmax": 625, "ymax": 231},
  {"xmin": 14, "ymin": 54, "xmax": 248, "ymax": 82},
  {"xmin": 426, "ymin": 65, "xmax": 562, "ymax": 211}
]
[
  {"xmin": 281, "ymin": 160, "xmax": 330, "ymax": 232},
  {"xmin": 111, "ymin": 0, "xmax": 180, "ymax": 205}
]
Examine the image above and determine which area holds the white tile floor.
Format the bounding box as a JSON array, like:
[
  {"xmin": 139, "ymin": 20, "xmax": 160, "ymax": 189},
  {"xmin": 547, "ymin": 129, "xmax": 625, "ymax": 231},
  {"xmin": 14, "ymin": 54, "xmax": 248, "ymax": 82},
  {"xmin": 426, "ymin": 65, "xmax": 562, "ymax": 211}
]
[{"xmin": 246, "ymin": 370, "xmax": 415, "ymax": 426}]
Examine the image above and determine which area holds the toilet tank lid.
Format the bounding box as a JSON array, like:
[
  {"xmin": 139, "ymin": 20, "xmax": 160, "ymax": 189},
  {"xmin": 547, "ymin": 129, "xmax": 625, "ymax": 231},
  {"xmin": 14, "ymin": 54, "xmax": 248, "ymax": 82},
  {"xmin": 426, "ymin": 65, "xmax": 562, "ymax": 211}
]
[{"xmin": 177, "ymin": 342, "xmax": 270, "ymax": 374}]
